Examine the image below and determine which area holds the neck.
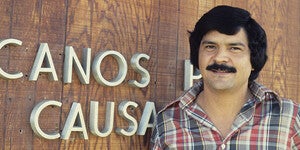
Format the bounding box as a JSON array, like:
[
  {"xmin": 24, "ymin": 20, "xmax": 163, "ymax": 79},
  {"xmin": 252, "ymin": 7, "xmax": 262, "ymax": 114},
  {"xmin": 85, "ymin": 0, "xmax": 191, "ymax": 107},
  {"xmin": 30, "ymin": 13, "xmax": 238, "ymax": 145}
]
[
  {"xmin": 197, "ymin": 84, "xmax": 252, "ymax": 137},
  {"xmin": 198, "ymin": 83, "xmax": 251, "ymax": 116}
]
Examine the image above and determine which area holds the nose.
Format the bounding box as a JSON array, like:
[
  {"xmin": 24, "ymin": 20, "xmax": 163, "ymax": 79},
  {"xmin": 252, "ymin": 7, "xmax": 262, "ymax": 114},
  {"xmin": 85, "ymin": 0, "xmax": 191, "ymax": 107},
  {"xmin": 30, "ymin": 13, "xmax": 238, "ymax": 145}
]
[{"xmin": 213, "ymin": 48, "xmax": 229, "ymax": 64}]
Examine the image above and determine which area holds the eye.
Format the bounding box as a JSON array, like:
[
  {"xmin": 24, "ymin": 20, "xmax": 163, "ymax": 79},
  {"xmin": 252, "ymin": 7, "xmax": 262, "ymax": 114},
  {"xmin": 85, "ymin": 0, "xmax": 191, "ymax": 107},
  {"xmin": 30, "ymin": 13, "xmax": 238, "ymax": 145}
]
[
  {"xmin": 230, "ymin": 47, "xmax": 242, "ymax": 51},
  {"xmin": 204, "ymin": 45, "xmax": 217, "ymax": 51}
]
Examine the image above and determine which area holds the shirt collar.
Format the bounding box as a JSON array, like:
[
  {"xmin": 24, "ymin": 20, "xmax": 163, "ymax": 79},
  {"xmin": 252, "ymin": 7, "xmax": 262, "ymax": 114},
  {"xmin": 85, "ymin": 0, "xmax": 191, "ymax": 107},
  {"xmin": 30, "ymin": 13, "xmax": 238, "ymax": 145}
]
[
  {"xmin": 179, "ymin": 80, "xmax": 281, "ymax": 109},
  {"xmin": 248, "ymin": 81, "xmax": 281, "ymax": 104}
]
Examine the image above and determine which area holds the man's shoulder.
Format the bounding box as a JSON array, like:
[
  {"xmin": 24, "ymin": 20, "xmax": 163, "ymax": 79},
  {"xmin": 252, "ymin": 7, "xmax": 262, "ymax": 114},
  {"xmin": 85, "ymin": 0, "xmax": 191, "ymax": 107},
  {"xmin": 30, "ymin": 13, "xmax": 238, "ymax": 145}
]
[
  {"xmin": 279, "ymin": 98, "xmax": 300, "ymax": 135},
  {"xmin": 250, "ymin": 81, "xmax": 298, "ymax": 105},
  {"xmin": 280, "ymin": 98, "xmax": 300, "ymax": 115},
  {"xmin": 156, "ymin": 81, "xmax": 202, "ymax": 118},
  {"xmin": 263, "ymin": 92, "xmax": 300, "ymax": 120},
  {"xmin": 280, "ymin": 98, "xmax": 299, "ymax": 106},
  {"xmin": 156, "ymin": 99, "xmax": 182, "ymax": 119},
  {"xmin": 250, "ymin": 81, "xmax": 299, "ymax": 116}
]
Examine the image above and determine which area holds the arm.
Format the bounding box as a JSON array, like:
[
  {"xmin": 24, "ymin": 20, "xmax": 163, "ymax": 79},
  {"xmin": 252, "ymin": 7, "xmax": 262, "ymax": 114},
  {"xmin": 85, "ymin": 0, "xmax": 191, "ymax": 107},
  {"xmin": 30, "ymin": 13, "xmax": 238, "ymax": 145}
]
[{"xmin": 291, "ymin": 105, "xmax": 300, "ymax": 150}]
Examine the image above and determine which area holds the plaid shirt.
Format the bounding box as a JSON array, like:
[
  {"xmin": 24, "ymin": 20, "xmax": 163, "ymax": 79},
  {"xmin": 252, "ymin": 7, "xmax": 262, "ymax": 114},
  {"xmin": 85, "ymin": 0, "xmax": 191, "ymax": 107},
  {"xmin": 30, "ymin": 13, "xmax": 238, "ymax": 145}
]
[{"xmin": 150, "ymin": 81, "xmax": 300, "ymax": 150}]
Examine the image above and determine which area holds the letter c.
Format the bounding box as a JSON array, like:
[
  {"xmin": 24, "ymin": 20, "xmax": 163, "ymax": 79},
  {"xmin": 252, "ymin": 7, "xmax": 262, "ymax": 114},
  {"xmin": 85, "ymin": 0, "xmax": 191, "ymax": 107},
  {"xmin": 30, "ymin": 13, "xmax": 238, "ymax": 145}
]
[
  {"xmin": 0, "ymin": 39, "xmax": 23, "ymax": 79},
  {"xmin": 30, "ymin": 100, "xmax": 62, "ymax": 139}
]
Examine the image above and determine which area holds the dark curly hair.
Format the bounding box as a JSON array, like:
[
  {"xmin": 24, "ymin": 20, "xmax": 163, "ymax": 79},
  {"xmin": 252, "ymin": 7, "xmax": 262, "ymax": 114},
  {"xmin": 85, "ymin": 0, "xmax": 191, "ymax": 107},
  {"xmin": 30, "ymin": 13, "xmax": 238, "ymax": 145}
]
[{"xmin": 189, "ymin": 5, "xmax": 268, "ymax": 81}]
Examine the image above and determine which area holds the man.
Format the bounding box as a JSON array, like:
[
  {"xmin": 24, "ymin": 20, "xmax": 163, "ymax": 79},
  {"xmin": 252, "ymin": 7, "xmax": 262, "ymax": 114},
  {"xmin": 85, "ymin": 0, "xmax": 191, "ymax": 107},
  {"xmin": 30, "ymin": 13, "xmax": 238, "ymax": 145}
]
[{"xmin": 150, "ymin": 5, "xmax": 300, "ymax": 149}]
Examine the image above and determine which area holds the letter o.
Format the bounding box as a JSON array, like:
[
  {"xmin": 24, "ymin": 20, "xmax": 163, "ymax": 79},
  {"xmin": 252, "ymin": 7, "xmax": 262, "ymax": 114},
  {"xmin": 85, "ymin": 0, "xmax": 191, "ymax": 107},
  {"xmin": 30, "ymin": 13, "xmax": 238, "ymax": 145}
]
[{"xmin": 92, "ymin": 50, "xmax": 127, "ymax": 86}]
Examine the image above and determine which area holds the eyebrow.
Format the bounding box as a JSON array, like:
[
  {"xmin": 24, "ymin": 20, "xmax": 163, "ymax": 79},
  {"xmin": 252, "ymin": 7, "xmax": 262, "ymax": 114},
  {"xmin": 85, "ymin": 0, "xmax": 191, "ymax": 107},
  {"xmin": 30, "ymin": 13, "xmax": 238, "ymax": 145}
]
[
  {"xmin": 228, "ymin": 42, "xmax": 247, "ymax": 47},
  {"xmin": 201, "ymin": 40, "xmax": 247, "ymax": 47},
  {"xmin": 201, "ymin": 41, "xmax": 216, "ymax": 45}
]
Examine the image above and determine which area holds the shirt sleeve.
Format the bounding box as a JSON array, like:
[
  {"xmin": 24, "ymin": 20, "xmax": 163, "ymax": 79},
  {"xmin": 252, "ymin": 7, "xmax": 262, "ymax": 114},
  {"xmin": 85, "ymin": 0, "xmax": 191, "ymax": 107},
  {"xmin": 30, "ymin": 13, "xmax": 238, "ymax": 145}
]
[
  {"xmin": 291, "ymin": 106, "xmax": 300, "ymax": 150},
  {"xmin": 292, "ymin": 133, "xmax": 300, "ymax": 150},
  {"xmin": 150, "ymin": 121, "xmax": 163, "ymax": 150}
]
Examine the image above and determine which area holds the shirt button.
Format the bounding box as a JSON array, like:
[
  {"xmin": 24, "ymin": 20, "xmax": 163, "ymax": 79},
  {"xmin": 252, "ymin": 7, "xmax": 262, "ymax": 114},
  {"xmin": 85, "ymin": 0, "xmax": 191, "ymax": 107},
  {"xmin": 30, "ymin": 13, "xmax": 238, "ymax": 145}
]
[{"xmin": 221, "ymin": 144, "xmax": 226, "ymax": 149}]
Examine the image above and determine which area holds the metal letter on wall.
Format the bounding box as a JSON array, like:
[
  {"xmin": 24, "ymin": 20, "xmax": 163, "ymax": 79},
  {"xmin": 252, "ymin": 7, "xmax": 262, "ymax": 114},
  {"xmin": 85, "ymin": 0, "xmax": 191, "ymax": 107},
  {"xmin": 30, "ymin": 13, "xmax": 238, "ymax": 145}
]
[
  {"xmin": 0, "ymin": 39, "xmax": 23, "ymax": 79},
  {"xmin": 30, "ymin": 100, "xmax": 62, "ymax": 139},
  {"xmin": 184, "ymin": 59, "xmax": 202, "ymax": 90},
  {"xmin": 90, "ymin": 101, "xmax": 115, "ymax": 137},
  {"xmin": 116, "ymin": 101, "xmax": 138, "ymax": 136},
  {"xmin": 64, "ymin": 46, "xmax": 91, "ymax": 84},
  {"xmin": 128, "ymin": 53, "xmax": 150, "ymax": 88},
  {"xmin": 61, "ymin": 102, "xmax": 88, "ymax": 140},
  {"xmin": 136, "ymin": 101, "xmax": 156, "ymax": 135},
  {"xmin": 29, "ymin": 43, "xmax": 58, "ymax": 81},
  {"xmin": 92, "ymin": 50, "xmax": 127, "ymax": 86}
]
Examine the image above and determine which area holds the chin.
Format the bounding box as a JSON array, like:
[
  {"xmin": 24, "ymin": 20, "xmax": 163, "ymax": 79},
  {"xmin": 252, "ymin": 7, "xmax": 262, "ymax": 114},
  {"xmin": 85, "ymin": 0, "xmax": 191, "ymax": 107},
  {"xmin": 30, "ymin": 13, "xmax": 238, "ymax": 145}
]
[
  {"xmin": 210, "ymin": 82, "xmax": 235, "ymax": 90},
  {"xmin": 213, "ymin": 86, "xmax": 233, "ymax": 91}
]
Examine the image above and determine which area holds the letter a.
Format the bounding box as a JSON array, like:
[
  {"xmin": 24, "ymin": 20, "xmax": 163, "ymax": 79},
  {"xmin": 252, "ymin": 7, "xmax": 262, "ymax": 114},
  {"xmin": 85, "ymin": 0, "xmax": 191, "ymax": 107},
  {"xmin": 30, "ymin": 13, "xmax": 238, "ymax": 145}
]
[{"xmin": 29, "ymin": 43, "xmax": 58, "ymax": 81}]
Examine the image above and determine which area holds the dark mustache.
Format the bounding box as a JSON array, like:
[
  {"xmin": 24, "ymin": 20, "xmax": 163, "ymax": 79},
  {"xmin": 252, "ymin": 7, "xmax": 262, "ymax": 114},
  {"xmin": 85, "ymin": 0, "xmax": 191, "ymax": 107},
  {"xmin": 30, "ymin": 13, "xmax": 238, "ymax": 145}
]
[{"xmin": 206, "ymin": 63, "xmax": 237, "ymax": 73}]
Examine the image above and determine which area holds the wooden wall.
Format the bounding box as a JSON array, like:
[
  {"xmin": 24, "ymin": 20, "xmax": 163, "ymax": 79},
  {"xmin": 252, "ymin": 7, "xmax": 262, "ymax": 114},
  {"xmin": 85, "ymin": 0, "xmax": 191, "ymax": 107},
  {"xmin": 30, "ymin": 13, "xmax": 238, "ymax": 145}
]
[{"xmin": 0, "ymin": 0, "xmax": 299, "ymax": 149}]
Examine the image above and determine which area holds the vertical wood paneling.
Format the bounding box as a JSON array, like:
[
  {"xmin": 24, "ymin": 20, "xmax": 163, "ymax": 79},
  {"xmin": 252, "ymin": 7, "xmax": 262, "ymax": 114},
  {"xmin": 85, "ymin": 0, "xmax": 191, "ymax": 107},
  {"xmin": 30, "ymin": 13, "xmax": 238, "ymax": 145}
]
[
  {"xmin": 175, "ymin": 0, "xmax": 198, "ymax": 97},
  {"xmin": 198, "ymin": 0, "xmax": 214, "ymax": 17},
  {"xmin": 4, "ymin": 0, "xmax": 40, "ymax": 149},
  {"xmin": 61, "ymin": 0, "xmax": 91, "ymax": 149},
  {"xmin": 214, "ymin": 0, "xmax": 233, "ymax": 6},
  {"xmin": 154, "ymin": 0, "xmax": 179, "ymax": 109},
  {"xmin": 33, "ymin": 1, "xmax": 66, "ymax": 150},
  {"xmin": 89, "ymin": 1, "xmax": 117, "ymax": 149},
  {"xmin": 285, "ymin": 0, "xmax": 300, "ymax": 102},
  {"xmin": 0, "ymin": 0, "xmax": 12, "ymax": 148},
  {"xmin": 0, "ymin": 0, "xmax": 299, "ymax": 149},
  {"xmin": 269, "ymin": 1, "xmax": 289, "ymax": 97},
  {"xmin": 254, "ymin": 0, "xmax": 274, "ymax": 88}
]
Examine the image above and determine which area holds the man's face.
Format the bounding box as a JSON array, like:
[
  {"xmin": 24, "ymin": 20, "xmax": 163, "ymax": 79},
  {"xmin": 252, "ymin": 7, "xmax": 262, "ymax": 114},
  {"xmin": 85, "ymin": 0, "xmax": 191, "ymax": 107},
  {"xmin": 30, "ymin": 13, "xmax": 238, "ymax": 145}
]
[{"xmin": 198, "ymin": 29, "xmax": 252, "ymax": 92}]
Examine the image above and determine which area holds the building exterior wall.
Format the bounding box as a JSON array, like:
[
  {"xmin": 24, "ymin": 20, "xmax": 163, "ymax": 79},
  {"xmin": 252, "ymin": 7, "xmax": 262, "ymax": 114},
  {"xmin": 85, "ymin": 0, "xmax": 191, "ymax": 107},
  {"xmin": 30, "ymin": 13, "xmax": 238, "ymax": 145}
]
[{"xmin": 0, "ymin": 0, "xmax": 299, "ymax": 149}]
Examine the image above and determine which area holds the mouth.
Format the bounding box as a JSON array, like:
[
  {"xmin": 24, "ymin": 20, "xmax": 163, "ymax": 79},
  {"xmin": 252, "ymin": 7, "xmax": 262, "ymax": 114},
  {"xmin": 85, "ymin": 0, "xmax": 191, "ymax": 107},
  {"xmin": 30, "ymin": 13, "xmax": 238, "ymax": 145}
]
[
  {"xmin": 211, "ymin": 68, "xmax": 232, "ymax": 73},
  {"xmin": 206, "ymin": 64, "xmax": 237, "ymax": 74}
]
